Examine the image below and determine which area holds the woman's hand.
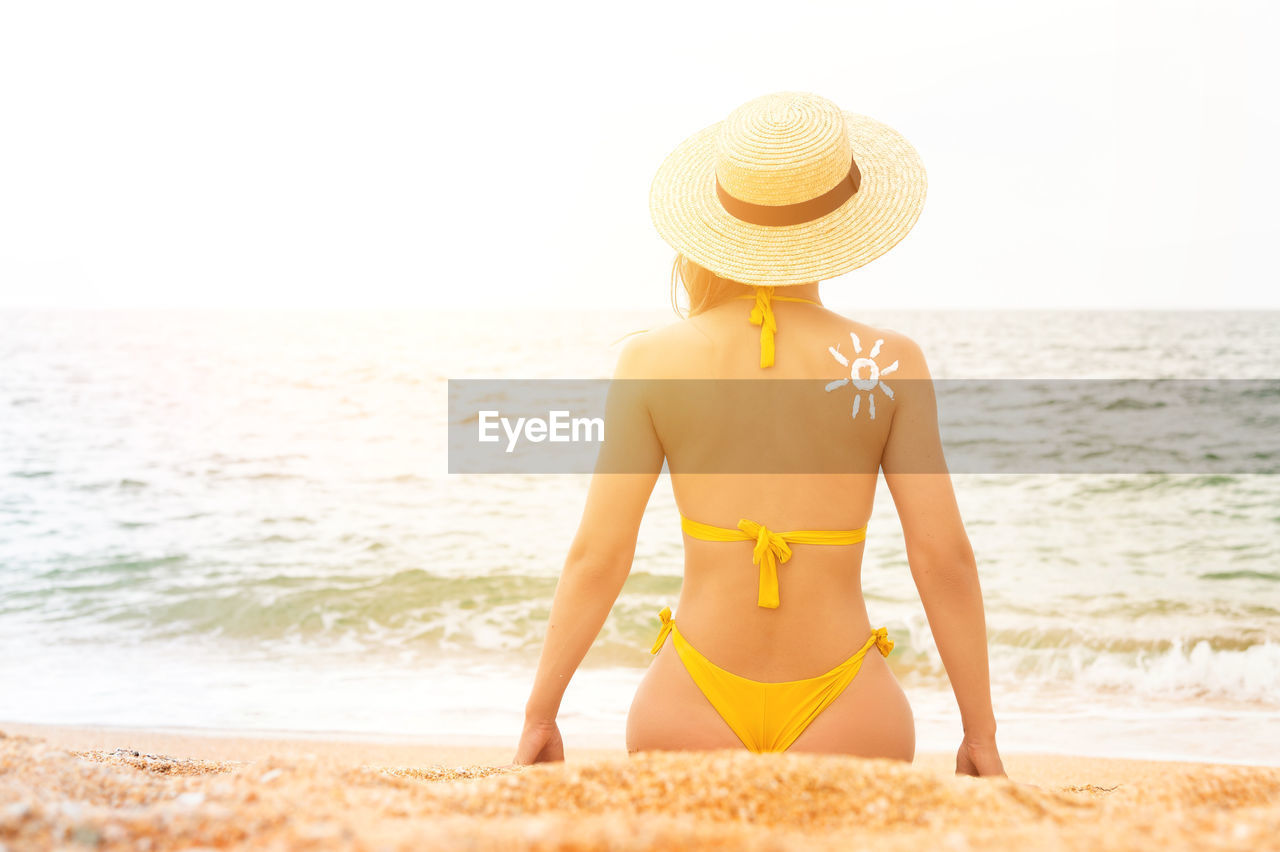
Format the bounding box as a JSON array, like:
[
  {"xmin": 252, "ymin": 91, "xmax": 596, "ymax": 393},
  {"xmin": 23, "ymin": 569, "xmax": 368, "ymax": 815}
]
[
  {"xmin": 955, "ymin": 733, "xmax": 1006, "ymax": 777},
  {"xmin": 512, "ymin": 717, "xmax": 564, "ymax": 765}
]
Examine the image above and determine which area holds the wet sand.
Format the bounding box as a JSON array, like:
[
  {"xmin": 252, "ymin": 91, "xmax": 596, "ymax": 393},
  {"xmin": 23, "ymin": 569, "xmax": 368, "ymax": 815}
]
[{"xmin": 1, "ymin": 721, "xmax": 1277, "ymax": 850}]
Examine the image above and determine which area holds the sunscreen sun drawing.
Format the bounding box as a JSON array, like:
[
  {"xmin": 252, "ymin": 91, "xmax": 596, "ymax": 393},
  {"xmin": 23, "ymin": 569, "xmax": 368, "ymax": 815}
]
[{"xmin": 825, "ymin": 333, "xmax": 897, "ymax": 419}]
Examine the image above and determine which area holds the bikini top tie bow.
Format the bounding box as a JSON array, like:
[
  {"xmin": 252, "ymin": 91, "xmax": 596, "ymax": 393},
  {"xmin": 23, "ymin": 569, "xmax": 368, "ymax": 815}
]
[
  {"xmin": 738, "ymin": 518, "xmax": 791, "ymax": 609},
  {"xmin": 679, "ymin": 514, "xmax": 868, "ymax": 609}
]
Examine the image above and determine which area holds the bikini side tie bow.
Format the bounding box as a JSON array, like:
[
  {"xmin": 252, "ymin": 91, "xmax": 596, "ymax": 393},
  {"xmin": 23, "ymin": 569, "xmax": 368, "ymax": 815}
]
[
  {"xmin": 871, "ymin": 626, "xmax": 895, "ymax": 656},
  {"xmin": 650, "ymin": 606, "xmax": 675, "ymax": 655}
]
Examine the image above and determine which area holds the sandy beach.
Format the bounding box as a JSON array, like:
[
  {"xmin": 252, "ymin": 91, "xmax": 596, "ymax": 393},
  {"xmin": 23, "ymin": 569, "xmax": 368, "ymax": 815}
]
[{"xmin": 1, "ymin": 721, "xmax": 1277, "ymax": 851}]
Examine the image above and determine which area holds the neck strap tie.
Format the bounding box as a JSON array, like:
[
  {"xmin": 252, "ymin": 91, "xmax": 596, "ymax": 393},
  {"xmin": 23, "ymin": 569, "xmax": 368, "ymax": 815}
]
[{"xmin": 737, "ymin": 286, "xmax": 819, "ymax": 368}]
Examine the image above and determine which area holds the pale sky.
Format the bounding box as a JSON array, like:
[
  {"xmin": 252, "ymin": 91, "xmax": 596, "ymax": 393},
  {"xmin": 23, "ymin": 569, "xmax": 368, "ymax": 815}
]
[{"xmin": 1, "ymin": 0, "xmax": 1277, "ymax": 310}]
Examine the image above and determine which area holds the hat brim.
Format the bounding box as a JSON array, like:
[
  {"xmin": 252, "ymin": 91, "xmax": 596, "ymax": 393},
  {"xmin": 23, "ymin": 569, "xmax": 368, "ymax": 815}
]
[{"xmin": 649, "ymin": 111, "xmax": 927, "ymax": 286}]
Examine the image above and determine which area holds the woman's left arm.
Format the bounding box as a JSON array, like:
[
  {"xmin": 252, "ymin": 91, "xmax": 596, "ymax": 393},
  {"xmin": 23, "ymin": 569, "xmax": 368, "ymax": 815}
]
[{"xmin": 514, "ymin": 337, "xmax": 665, "ymax": 764}]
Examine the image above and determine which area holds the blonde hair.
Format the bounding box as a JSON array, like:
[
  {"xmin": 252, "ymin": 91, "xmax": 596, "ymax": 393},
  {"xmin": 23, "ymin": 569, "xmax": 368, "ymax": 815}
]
[{"xmin": 670, "ymin": 255, "xmax": 750, "ymax": 318}]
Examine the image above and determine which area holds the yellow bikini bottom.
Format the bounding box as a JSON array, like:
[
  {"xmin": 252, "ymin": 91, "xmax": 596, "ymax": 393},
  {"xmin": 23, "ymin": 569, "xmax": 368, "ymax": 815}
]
[{"xmin": 650, "ymin": 606, "xmax": 894, "ymax": 753}]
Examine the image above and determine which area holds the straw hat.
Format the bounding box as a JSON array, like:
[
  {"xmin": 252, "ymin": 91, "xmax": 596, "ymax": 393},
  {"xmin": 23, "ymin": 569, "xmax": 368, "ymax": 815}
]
[{"xmin": 649, "ymin": 91, "xmax": 927, "ymax": 286}]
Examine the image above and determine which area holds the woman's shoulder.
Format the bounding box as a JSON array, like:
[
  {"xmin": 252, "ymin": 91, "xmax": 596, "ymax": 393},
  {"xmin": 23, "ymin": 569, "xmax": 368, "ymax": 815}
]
[
  {"xmin": 609, "ymin": 317, "xmax": 707, "ymax": 378},
  {"xmin": 821, "ymin": 312, "xmax": 932, "ymax": 380}
]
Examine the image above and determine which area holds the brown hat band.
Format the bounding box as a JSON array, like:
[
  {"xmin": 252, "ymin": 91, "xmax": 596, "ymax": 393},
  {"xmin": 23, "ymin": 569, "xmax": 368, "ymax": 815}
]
[{"xmin": 715, "ymin": 156, "xmax": 861, "ymax": 227}]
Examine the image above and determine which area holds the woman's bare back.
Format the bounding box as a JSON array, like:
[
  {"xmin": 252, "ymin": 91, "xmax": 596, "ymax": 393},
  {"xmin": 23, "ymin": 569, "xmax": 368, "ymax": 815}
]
[{"xmin": 624, "ymin": 295, "xmax": 920, "ymax": 758}]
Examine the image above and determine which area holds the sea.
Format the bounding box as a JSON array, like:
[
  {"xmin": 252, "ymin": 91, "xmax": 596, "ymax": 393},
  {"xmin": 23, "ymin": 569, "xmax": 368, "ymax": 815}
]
[{"xmin": 1, "ymin": 307, "xmax": 1278, "ymax": 765}]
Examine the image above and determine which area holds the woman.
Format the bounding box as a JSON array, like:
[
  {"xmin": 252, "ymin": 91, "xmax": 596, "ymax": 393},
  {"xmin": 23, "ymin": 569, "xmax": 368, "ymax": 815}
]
[{"xmin": 513, "ymin": 92, "xmax": 1006, "ymax": 777}]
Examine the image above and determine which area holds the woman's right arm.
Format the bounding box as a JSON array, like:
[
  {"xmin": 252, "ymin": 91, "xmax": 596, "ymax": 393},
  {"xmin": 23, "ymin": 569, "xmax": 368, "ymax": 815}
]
[{"xmin": 879, "ymin": 335, "xmax": 1006, "ymax": 778}]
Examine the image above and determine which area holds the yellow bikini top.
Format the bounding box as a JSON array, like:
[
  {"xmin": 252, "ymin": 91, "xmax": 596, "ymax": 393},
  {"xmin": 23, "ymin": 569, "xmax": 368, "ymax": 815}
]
[
  {"xmin": 737, "ymin": 286, "xmax": 820, "ymax": 368},
  {"xmin": 680, "ymin": 515, "xmax": 867, "ymax": 609}
]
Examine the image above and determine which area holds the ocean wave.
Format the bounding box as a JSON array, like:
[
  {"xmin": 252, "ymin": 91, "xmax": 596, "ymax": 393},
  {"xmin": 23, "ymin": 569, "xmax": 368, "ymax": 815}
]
[
  {"xmin": 1077, "ymin": 638, "xmax": 1280, "ymax": 704},
  {"xmin": 9, "ymin": 563, "xmax": 1278, "ymax": 706}
]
